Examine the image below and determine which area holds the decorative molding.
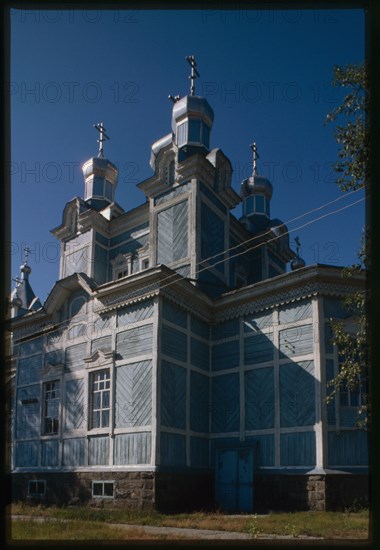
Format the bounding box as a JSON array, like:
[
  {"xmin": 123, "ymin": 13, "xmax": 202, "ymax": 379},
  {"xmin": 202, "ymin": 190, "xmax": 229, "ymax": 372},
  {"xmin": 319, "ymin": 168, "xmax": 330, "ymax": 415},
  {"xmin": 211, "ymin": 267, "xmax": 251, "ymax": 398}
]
[
  {"xmin": 214, "ymin": 280, "xmax": 362, "ymax": 322},
  {"xmin": 84, "ymin": 348, "xmax": 115, "ymax": 369},
  {"xmin": 41, "ymin": 362, "xmax": 64, "ymax": 379}
]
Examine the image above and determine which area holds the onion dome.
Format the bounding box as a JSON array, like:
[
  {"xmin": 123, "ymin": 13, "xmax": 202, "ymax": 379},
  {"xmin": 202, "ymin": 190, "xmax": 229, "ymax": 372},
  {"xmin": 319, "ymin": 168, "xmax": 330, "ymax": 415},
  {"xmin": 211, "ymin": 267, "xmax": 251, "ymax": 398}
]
[
  {"xmin": 240, "ymin": 143, "xmax": 272, "ymax": 227},
  {"xmin": 82, "ymin": 123, "xmax": 119, "ymax": 211}
]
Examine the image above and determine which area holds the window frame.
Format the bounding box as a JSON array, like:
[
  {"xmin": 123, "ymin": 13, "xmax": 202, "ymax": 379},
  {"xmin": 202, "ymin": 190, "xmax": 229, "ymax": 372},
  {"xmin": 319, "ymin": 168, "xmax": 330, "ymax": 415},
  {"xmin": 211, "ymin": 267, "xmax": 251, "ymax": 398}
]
[
  {"xmin": 89, "ymin": 369, "xmax": 111, "ymax": 430},
  {"xmin": 43, "ymin": 380, "xmax": 61, "ymax": 435},
  {"xmin": 28, "ymin": 480, "xmax": 46, "ymax": 496},
  {"xmin": 92, "ymin": 480, "xmax": 115, "ymax": 499}
]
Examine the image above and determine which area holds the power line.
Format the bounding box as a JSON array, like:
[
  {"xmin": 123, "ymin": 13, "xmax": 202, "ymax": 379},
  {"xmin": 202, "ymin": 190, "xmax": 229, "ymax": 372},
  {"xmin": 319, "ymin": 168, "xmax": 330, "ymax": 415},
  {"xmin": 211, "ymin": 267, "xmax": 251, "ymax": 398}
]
[{"xmin": 10, "ymin": 193, "xmax": 365, "ymax": 345}]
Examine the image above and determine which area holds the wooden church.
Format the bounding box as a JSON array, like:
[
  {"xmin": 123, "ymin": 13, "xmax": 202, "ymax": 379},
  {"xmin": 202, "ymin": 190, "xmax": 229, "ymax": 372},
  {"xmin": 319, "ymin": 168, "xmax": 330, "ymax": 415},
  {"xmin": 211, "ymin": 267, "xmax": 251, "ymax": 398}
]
[{"xmin": 8, "ymin": 57, "xmax": 368, "ymax": 512}]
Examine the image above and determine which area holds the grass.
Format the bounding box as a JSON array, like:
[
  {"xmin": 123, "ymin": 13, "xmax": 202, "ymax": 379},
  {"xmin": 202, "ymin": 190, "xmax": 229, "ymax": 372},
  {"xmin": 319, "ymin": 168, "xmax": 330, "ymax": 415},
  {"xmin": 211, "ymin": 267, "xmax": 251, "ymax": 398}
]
[{"xmin": 8, "ymin": 502, "xmax": 370, "ymax": 541}]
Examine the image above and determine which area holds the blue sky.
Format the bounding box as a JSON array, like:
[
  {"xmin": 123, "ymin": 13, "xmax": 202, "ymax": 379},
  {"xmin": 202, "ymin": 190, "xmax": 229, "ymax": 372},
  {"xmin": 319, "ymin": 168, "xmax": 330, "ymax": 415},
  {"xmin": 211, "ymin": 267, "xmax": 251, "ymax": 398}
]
[{"xmin": 10, "ymin": 7, "xmax": 365, "ymax": 302}]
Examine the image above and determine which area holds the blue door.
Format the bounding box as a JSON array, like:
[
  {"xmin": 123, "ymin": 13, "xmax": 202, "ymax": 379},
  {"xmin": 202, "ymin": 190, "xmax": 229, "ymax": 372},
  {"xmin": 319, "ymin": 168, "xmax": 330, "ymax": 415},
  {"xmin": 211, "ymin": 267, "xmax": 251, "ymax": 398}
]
[{"xmin": 215, "ymin": 446, "xmax": 254, "ymax": 512}]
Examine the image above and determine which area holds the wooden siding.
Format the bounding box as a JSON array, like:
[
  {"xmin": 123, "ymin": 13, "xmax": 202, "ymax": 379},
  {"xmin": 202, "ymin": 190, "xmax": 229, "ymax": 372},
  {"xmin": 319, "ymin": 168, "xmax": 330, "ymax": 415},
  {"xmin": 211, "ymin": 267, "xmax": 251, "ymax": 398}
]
[
  {"xmin": 114, "ymin": 432, "xmax": 151, "ymax": 465},
  {"xmin": 339, "ymin": 408, "xmax": 358, "ymax": 428},
  {"xmin": 154, "ymin": 182, "xmax": 190, "ymax": 206},
  {"xmin": 244, "ymin": 333, "xmax": 274, "ymax": 365},
  {"xmin": 68, "ymin": 324, "xmax": 86, "ymax": 341},
  {"xmin": 161, "ymin": 325, "xmax": 187, "ymax": 363},
  {"xmin": 279, "ymin": 361, "xmax": 315, "ymax": 427},
  {"xmin": 41, "ymin": 439, "xmax": 59, "ymax": 467},
  {"xmin": 16, "ymin": 385, "xmax": 40, "ymax": 438},
  {"xmin": 210, "ymin": 437, "xmax": 238, "ymax": 465},
  {"xmin": 157, "ymin": 200, "xmax": 188, "ymax": 264},
  {"xmin": 88, "ymin": 436, "xmax": 109, "ymax": 465},
  {"xmin": 190, "ymin": 338, "xmax": 209, "ymax": 371},
  {"xmin": 109, "ymin": 222, "xmax": 149, "ymax": 247},
  {"xmin": 243, "ymin": 311, "xmax": 273, "ymax": 332},
  {"xmin": 91, "ymin": 336, "xmax": 112, "ymax": 353},
  {"xmin": 162, "ymin": 300, "xmax": 187, "ymax": 328},
  {"xmin": 326, "ymin": 359, "xmax": 336, "ymax": 425},
  {"xmin": 16, "ymin": 440, "xmax": 39, "ymax": 467},
  {"xmin": 62, "ymin": 438, "xmax": 85, "ymax": 466},
  {"xmin": 279, "ymin": 324, "xmax": 314, "ymax": 359},
  {"xmin": 64, "ymin": 379, "xmax": 84, "ymax": 430},
  {"xmin": 328, "ymin": 430, "xmax": 368, "ymax": 466},
  {"xmin": 116, "ymin": 324, "xmax": 153, "ymax": 360},
  {"xmin": 246, "ymin": 435, "xmax": 275, "ymax": 467},
  {"xmin": 45, "ymin": 349, "xmax": 64, "ymax": 366},
  {"xmin": 280, "ymin": 432, "xmax": 316, "ymax": 466},
  {"xmin": 201, "ymin": 202, "xmax": 225, "ymax": 271},
  {"xmin": 324, "ymin": 322, "xmax": 334, "ymax": 353},
  {"xmin": 115, "ymin": 361, "xmax": 152, "ymax": 428},
  {"xmin": 160, "ymin": 432, "xmax": 186, "ymax": 466},
  {"xmin": 190, "ymin": 371, "xmax": 210, "ymax": 433},
  {"xmin": 18, "ymin": 355, "xmax": 42, "ymax": 385},
  {"xmin": 245, "ymin": 368, "xmax": 274, "ymax": 430},
  {"xmin": 118, "ymin": 299, "xmax": 154, "ymax": 328},
  {"xmin": 279, "ymin": 300, "xmax": 312, "ymax": 324},
  {"xmin": 20, "ymin": 336, "xmax": 43, "ymax": 356},
  {"xmin": 65, "ymin": 343, "xmax": 87, "ymax": 372},
  {"xmin": 160, "ymin": 361, "xmax": 186, "ymax": 429},
  {"xmin": 211, "ymin": 319, "xmax": 239, "ymax": 340},
  {"xmin": 200, "ymin": 181, "xmax": 227, "ymax": 213},
  {"xmin": 65, "ymin": 246, "xmax": 89, "ymax": 277},
  {"xmin": 190, "ymin": 316, "xmax": 209, "ymax": 339},
  {"xmin": 211, "ymin": 374, "xmax": 239, "ymax": 433},
  {"xmin": 211, "ymin": 340, "xmax": 239, "ymax": 371},
  {"xmin": 190, "ymin": 437, "xmax": 209, "ymax": 467},
  {"xmin": 94, "ymin": 244, "xmax": 108, "ymax": 284}
]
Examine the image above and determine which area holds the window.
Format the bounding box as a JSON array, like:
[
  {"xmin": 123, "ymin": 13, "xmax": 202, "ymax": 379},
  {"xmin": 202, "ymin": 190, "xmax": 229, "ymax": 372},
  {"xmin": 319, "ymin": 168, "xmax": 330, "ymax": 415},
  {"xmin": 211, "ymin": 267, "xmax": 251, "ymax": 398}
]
[
  {"xmin": 44, "ymin": 381, "xmax": 60, "ymax": 435},
  {"xmin": 117, "ymin": 268, "xmax": 128, "ymax": 279},
  {"xmin": 92, "ymin": 481, "xmax": 114, "ymax": 498},
  {"xmin": 28, "ymin": 480, "xmax": 46, "ymax": 496},
  {"xmin": 142, "ymin": 259, "xmax": 149, "ymax": 270},
  {"xmin": 90, "ymin": 369, "xmax": 111, "ymax": 429},
  {"xmin": 340, "ymin": 379, "xmax": 361, "ymax": 407}
]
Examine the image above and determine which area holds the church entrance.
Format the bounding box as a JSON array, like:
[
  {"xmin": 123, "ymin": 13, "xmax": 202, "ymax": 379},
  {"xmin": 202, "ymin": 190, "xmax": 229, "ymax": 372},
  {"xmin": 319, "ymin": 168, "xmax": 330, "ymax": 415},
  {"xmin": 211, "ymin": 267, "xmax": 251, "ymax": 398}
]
[{"xmin": 215, "ymin": 445, "xmax": 254, "ymax": 512}]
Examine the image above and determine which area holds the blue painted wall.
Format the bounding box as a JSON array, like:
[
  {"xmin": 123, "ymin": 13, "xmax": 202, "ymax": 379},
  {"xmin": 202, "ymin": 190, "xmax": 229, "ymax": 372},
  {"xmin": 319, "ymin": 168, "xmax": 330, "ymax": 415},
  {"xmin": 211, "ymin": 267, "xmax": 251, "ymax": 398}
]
[
  {"xmin": 161, "ymin": 361, "xmax": 186, "ymax": 429},
  {"xmin": 160, "ymin": 432, "xmax": 186, "ymax": 466},
  {"xmin": 328, "ymin": 430, "xmax": 368, "ymax": 466},
  {"xmin": 280, "ymin": 432, "xmax": 316, "ymax": 466},
  {"xmin": 280, "ymin": 361, "xmax": 315, "ymax": 427},
  {"xmin": 115, "ymin": 361, "xmax": 152, "ymax": 428},
  {"xmin": 190, "ymin": 371, "xmax": 209, "ymax": 433},
  {"xmin": 114, "ymin": 432, "xmax": 151, "ymax": 465},
  {"xmin": 245, "ymin": 368, "xmax": 274, "ymax": 430},
  {"xmin": 62, "ymin": 438, "xmax": 85, "ymax": 466},
  {"xmin": 211, "ymin": 374, "xmax": 239, "ymax": 433}
]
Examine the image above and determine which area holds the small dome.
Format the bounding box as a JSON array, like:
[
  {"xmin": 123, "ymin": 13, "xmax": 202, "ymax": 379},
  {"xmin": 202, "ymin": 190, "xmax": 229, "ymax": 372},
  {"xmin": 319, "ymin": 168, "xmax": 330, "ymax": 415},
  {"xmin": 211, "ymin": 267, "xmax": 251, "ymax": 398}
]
[
  {"xmin": 82, "ymin": 156, "xmax": 118, "ymax": 185},
  {"xmin": 20, "ymin": 263, "xmax": 31, "ymax": 277},
  {"xmin": 172, "ymin": 95, "xmax": 214, "ymax": 132},
  {"xmin": 241, "ymin": 175, "xmax": 273, "ymax": 201}
]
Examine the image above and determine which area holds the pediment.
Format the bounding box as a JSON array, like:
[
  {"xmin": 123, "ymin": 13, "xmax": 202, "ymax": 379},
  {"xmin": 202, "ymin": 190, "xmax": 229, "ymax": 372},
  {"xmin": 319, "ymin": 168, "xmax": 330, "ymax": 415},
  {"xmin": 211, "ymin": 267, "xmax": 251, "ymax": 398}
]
[
  {"xmin": 44, "ymin": 273, "xmax": 96, "ymax": 316},
  {"xmin": 41, "ymin": 362, "xmax": 64, "ymax": 379},
  {"xmin": 84, "ymin": 348, "xmax": 115, "ymax": 368}
]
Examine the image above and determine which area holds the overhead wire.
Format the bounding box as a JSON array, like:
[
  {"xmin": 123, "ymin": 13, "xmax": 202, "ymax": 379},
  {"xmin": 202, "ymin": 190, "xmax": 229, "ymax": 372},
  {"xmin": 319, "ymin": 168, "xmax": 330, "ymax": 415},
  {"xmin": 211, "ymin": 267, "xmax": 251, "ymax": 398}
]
[{"xmin": 10, "ymin": 190, "xmax": 365, "ymax": 345}]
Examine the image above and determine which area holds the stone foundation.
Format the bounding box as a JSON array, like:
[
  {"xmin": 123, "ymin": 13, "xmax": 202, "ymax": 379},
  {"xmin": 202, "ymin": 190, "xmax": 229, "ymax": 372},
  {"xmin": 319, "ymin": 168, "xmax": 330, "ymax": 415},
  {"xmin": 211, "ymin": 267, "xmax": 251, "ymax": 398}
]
[
  {"xmin": 254, "ymin": 473, "xmax": 369, "ymax": 513},
  {"xmin": 11, "ymin": 471, "xmax": 369, "ymax": 512}
]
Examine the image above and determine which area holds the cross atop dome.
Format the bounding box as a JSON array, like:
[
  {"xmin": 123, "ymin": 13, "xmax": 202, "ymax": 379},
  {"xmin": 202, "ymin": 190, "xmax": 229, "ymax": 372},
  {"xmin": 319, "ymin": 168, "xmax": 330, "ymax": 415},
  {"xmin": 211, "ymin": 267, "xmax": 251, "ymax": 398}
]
[
  {"xmin": 94, "ymin": 122, "xmax": 110, "ymax": 158},
  {"xmin": 186, "ymin": 55, "xmax": 200, "ymax": 96}
]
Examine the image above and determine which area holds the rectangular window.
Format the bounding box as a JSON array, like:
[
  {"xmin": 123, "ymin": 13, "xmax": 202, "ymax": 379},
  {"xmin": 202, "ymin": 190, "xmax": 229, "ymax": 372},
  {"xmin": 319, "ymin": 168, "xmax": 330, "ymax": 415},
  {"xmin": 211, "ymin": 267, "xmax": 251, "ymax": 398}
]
[
  {"xmin": 176, "ymin": 121, "xmax": 187, "ymax": 147},
  {"xmin": 44, "ymin": 381, "xmax": 60, "ymax": 435},
  {"xmin": 90, "ymin": 369, "xmax": 111, "ymax": 429},
  {"xmin": 142, "ymin": 259, "xmax": 149, "ymax": 269},
  {"xmin": 28, "ymin": 480, "xmax": 46, "ymax": 496},
  {"xmin": 92, "ymin": 481, "xmax": 114, "ymax": 498}
]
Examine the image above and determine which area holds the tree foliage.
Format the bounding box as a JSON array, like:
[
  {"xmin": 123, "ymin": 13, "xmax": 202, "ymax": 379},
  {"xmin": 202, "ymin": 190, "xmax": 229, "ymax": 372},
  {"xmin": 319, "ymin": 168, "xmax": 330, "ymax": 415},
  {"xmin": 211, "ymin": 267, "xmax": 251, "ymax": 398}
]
[
  {"xmin": 325, "ymin": 64, "xmax": 369, "ymax": 425},
  {"xmin": 326, "ymin": 64, "xmax": 369, "ymax": 191}
]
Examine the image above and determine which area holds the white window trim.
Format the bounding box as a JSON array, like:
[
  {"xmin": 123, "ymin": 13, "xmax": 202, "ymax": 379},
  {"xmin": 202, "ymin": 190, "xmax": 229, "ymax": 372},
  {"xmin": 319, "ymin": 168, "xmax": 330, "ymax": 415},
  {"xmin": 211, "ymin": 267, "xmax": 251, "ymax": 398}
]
[{"xmin": 92, "ymin": 480, "xmax": 115, "ymax": 499}]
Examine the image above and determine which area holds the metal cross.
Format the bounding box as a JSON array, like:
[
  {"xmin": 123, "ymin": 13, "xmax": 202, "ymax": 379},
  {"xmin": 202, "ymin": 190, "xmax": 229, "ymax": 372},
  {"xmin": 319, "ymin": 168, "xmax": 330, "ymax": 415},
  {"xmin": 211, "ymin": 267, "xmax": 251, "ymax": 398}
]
[
  {"xmin": 186, "ymin": 55, "xmax": 200, "ymax": 96},
  {"xmin": 93, "ymin": 122, "xmax": 110, "ymax": 158},
  {"xmin": 250, "ymin": 142, "xmax": 260, "ymax": 176},
  {"xmin": 12, "ymin": 276, "xmax": 22, "ymax": 288},
  {"xmin": 24, "ymin": 245, "xmax": 30, "ymax": 265},
  {"xmin": 294, "ymin": 236, "xmax": 301, "ymax": 256}
]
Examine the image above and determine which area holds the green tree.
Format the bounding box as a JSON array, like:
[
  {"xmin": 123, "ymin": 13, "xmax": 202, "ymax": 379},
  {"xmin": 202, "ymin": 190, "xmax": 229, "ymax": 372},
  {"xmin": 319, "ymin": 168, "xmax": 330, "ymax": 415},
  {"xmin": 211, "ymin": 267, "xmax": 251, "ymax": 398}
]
[{"xmin": 325, "ymin": 64, "xmax": 369, "ymax": 425}]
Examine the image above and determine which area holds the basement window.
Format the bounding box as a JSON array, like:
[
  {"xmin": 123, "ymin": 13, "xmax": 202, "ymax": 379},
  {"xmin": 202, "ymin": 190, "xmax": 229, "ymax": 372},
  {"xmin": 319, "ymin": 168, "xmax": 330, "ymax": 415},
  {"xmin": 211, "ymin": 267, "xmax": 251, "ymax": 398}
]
[
  {"xmin": 92, "ymin": 481, "xmax": 115, "ymax": 498},
  {"xmin": 28, "ymin": 480, "xmax": 46, "ymax": 496}
]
